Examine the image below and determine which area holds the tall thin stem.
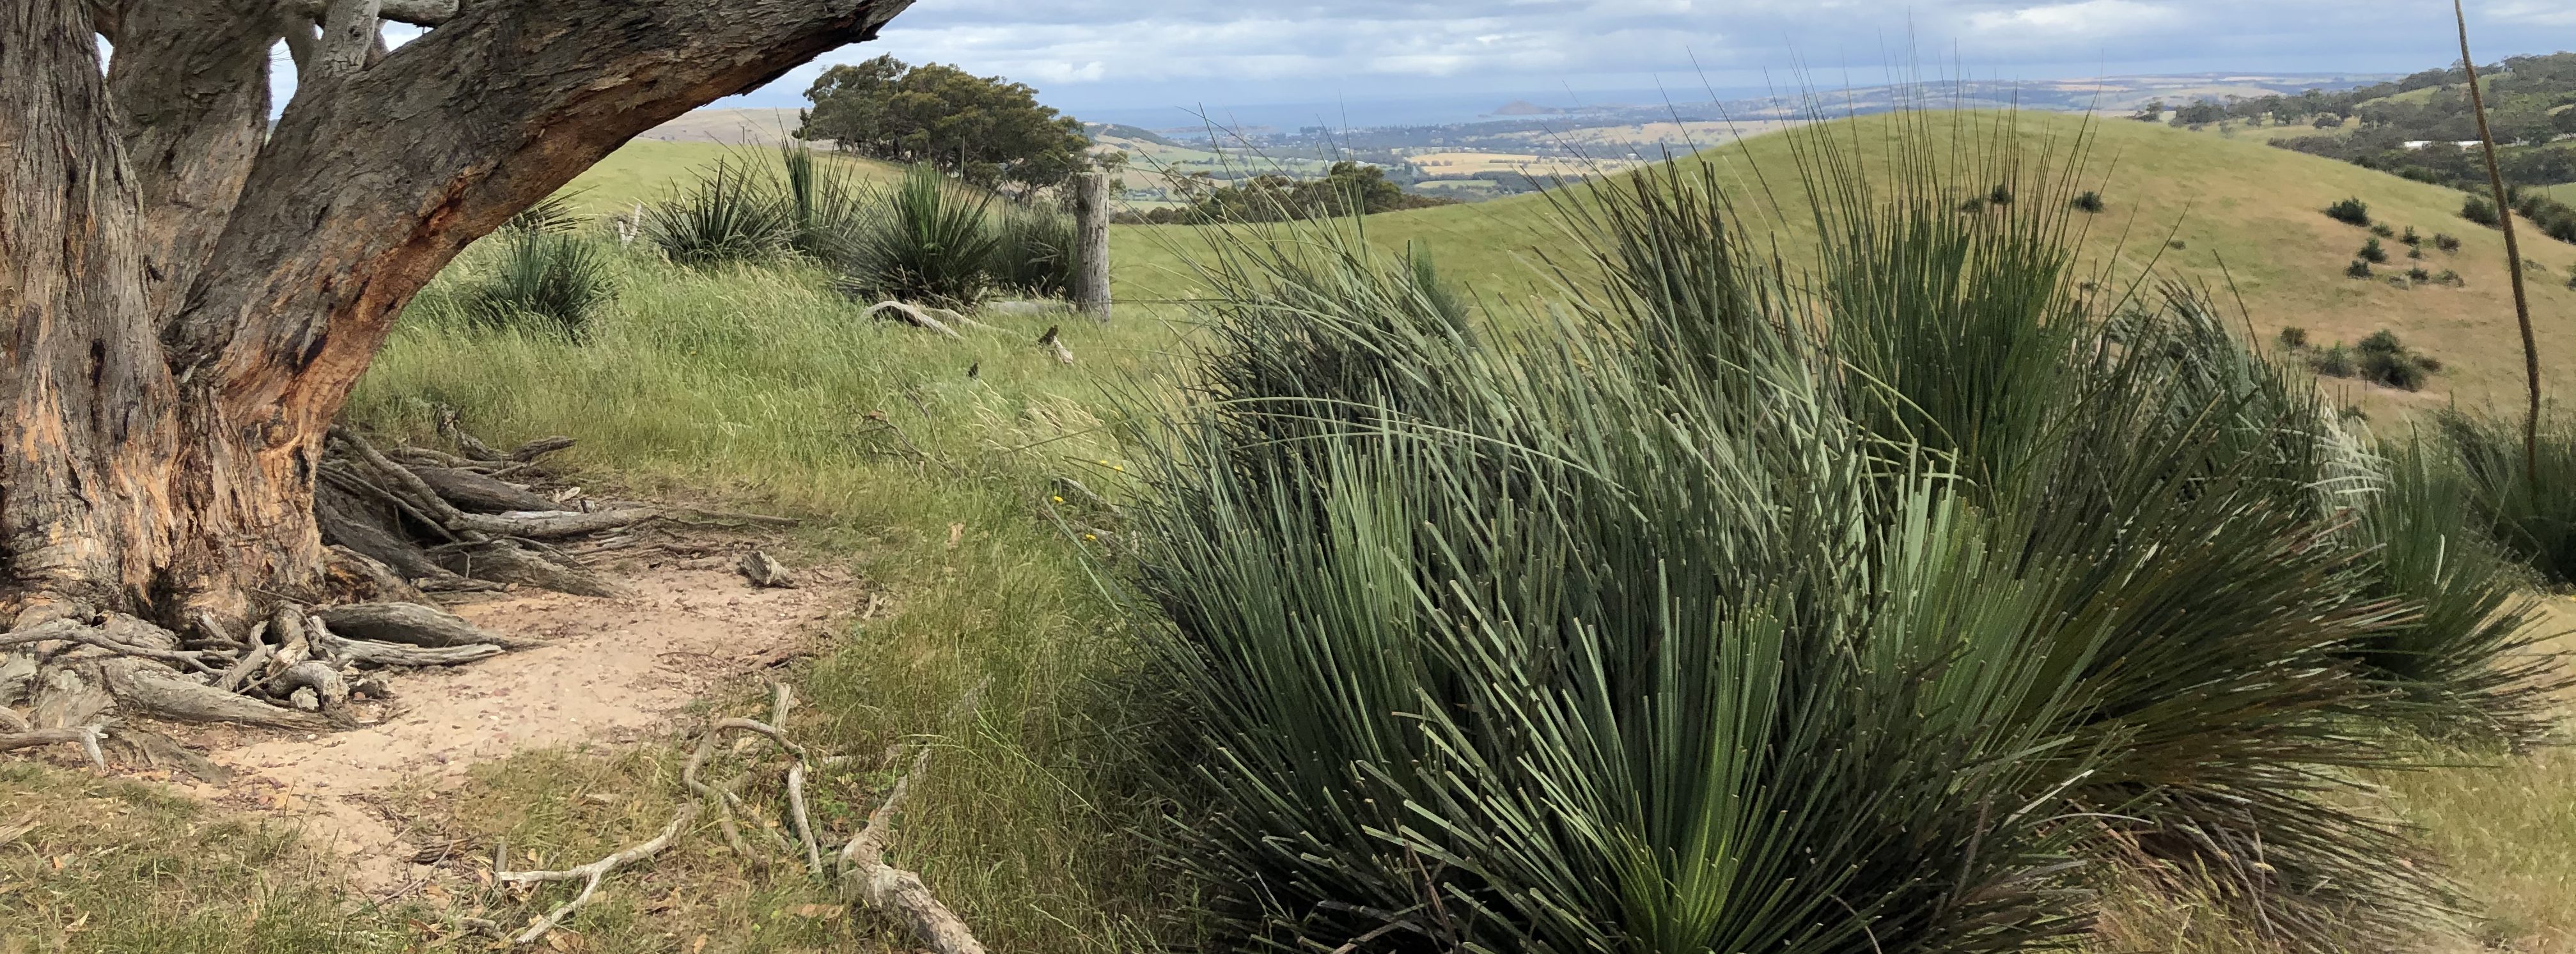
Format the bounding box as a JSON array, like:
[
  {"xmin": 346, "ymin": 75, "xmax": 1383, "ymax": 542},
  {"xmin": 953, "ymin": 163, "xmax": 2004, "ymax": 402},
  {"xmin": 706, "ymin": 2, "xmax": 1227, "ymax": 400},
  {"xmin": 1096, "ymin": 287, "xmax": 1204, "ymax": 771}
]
[{"xmin": 2456, "ymin": 0, "xmax": 2540, "ymax": 489}]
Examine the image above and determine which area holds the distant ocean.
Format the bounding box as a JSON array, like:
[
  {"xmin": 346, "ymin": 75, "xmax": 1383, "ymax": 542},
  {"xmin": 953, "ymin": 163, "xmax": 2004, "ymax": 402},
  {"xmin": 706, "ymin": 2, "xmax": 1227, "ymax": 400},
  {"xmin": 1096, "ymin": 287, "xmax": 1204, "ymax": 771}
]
[{"xmin": 1065, "ymin": 89, "xmax": 1765, "ymax": 137}]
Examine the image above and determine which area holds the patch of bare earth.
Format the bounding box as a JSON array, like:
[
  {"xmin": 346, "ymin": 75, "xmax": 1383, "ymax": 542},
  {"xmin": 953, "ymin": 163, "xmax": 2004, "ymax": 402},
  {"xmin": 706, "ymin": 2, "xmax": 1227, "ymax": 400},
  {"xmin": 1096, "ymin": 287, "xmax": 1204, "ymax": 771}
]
[{"xmin": 183, "ymin": 554, "xmax": 863, "ymax": 891}]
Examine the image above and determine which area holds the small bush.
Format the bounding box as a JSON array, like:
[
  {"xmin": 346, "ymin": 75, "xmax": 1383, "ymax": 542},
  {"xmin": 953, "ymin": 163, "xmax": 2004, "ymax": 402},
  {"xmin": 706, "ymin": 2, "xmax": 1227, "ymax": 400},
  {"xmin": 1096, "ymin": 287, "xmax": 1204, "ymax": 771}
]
[
  {"xmin": 838, "ymin": 163, "xmax": 1001, "ymax": 308},
  {"xmin": 2359, "ymin": 237, "xmax": 2389, "ymax": 263},
  {"xmin": 2566, "ymin": 271, "xmax": 2576, "ymax": 291},
  {"xmin": 2279, "ymin": 325, "xmax": 2309, "ymax": 348},
  {"xmin": 2407, "ymin": 247, "xmax": 2424, "ymax": 259},
  {"xmin": 2313, "ymin": 343, "xmax": 2357, "ymax": 376},
  {"xmin": 1958, "ymin": 196, "xmax": 1987, "ymax": 214},
  {"xmin": 2400, "ymin": 225, "xmax": 2422, "ymax": 246},
  {"xmin": 2463, "ymin": 195, "xmax": 2502, "ymax": 226},
  {"xmin": 2351, "ymin": 330, "xmax": 2438, "ymax": 390},
  {"xmin": 2437, "ymin": 269, "xmax": 2465, "ymax": 286},
  {"xmin": 2346, "ymin": 258, "xmax": 2375, "ymax": 279},
  {"xmin": 2370, "ymin": 223, "xmax": 2396, "ymax": 238},
  {"xmin": 1988, "ymin": 184, "xmax": 2015, "ymax": 205},
  {"xmin": 2168, "ymin": 238, "xmax": 2188, "ymax": 250},
  {"xmin": 641, "ymin": 157, "xmax": 791, "ymax": 267},
  {"xmin": 2407, "ymin": 266, "xmax": 2432, "ymax": 283},
  {"xmin": 459, "ymin": 230, "xmax": 617, "ymax": 338},
  {"xmin": 2071, "ymin": 190, "xmax": 2105, "ymax": 212},
  {"xmin": 2435, "ymin": 232, "xmax": 2462, "ymax": 252},
  {"xmin": 2326, "ymin": 197, "xmax": 2371, "ymax": 226}
]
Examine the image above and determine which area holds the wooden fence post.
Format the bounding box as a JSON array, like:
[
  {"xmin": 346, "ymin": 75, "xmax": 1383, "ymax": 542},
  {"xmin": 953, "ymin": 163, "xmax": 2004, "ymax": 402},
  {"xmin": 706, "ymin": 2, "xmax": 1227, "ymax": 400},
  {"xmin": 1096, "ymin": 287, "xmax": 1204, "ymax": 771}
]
[{"xmin": 1074, "ymin": 171, "xmax": 1112, "ymax": 323}]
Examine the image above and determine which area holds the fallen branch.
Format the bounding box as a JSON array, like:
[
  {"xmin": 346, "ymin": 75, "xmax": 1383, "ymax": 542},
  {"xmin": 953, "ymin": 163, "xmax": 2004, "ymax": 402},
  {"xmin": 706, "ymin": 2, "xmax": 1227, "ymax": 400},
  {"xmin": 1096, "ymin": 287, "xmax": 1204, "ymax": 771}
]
[
  {"xmin": 863, "ymin": 301, "xmax": 964, "ymax": 340},
  {"xmin": 0, "ymin": 720, "xmax": 110, "ymax": 769},
  {"xmin": 496, "ymin": 805, "xmax": 696, "ymax": 945},
  {"xmin": 839, "ymin": 744, "xmax": 987, "ymax": 954}
]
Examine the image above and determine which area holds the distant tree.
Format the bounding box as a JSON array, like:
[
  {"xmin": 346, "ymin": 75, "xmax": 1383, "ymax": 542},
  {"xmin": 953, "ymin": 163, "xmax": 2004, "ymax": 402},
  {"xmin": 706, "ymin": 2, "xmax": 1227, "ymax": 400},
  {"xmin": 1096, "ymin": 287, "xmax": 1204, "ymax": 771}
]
[
  {"xmin": 801, "ymin": 55, "xmax": 1090, "ymax": 191},
  {"xmin": 2170, "ymin": 99, "xmax": 2227, "ymax": 126},
  {"xmin": 2132, "ymin": 99, "xmax": 2166, "ymax": 122}
]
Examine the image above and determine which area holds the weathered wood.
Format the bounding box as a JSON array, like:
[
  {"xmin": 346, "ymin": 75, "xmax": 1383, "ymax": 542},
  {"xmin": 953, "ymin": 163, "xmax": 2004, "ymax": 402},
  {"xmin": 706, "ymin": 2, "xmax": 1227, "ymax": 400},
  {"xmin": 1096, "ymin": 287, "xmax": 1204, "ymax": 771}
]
[
  {"xmin": 1073, "ymin": 171, "xmax": 1112, "ymax": 323},
  {"xmin": 414, "ymin": 466, "xmax": 558, "ymax": 513},
  {"xmin": 97, "ymin": 658, "xmax": 330, "ymax": 730},
  {"xmin": 737, "ymin": 551, "xmax": 799, "ymax": 589},
  {"xmin": 314, "ymin": 602, "xmax": 531, "ymax": 650}
]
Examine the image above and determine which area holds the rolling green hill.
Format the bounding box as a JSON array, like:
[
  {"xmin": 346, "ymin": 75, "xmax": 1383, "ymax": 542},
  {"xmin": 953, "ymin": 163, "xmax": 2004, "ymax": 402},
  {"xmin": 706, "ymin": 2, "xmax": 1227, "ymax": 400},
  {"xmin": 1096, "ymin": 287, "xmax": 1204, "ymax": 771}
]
[
  {"xmin": 1112, "ymin": 109, "xmax": 2576, "ymax": 420},
  {"xmin": 556, "ymin": 139, "xmax": 904, "ymax": 215}
]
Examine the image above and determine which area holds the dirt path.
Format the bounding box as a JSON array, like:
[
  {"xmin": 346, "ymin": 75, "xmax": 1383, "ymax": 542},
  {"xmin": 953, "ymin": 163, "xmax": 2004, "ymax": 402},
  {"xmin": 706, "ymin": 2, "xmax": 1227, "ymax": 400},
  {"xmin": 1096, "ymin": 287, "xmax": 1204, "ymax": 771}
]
[{"xmin": 181, "ymin": 560, "xmax": 861, "ymax": 890}]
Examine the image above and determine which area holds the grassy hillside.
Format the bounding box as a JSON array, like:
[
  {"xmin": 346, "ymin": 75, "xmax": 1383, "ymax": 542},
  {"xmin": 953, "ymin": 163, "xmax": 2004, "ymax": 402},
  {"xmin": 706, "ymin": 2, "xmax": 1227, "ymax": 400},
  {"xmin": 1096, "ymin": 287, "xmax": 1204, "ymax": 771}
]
[
  {"xmin": 559, "ymin": 139, "xmax": 903, "ymax": 216},
  {"xmin": 1114, "ymin": 110, "xmax": 2576, "ymax": 421}
]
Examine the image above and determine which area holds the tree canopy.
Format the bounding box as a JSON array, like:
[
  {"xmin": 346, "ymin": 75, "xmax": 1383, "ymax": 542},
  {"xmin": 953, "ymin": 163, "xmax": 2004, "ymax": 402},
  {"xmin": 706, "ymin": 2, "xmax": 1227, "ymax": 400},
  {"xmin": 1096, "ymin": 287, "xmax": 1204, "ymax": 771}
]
[{"xmin": 800, "ymin": 55, "xmax": 1091, "ymax": 191}]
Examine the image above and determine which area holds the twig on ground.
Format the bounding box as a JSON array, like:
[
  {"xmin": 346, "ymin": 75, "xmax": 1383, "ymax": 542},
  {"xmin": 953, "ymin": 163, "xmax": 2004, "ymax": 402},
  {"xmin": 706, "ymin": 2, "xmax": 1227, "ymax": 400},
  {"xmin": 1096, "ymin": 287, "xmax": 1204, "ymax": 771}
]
[{"xmin": 495, "ymin": 806, "xmax": 695, "ymax": 945}]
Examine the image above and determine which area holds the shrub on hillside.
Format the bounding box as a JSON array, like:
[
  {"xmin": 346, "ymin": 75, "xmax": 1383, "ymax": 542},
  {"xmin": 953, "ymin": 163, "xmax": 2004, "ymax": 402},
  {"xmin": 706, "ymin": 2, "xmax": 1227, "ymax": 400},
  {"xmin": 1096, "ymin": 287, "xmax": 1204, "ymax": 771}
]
[
  {"xmin": 2437, "ymin": 268, "xmax": 2465, "ymax": 286},
  {"xmin": 2400, "ymin": 224, "xmax": 2422, "ymax": 246},
  {"xmin": 2346, "ymin": 258, "xmax": 2375, "ymax": 279},
  {"xmin": 1988, "ymin": 183, "xmax": 2015, "ymax": 205},
  {"xmin": 2279, "ymin": 325, "xmax": 2309, "ymax": 348},
  {"xmin": 459, "ymin": 230, "xmax": 617, "ymax": 338},
  {"xmin": 641, "ymin": 158, "xmax": 792, "ymax": 267},
  {"xmin": 2072, "ymin": 190, "xmax": 2105, "ymax": 212},
  {"xmin": 838, "ymin": 163, "xmax": 1001, "ymax": 307},
  {"xmin": 2354, "ymin": 329, "xmax": 2438, "ymax": 390},
  {"xmin": 2407, "ymin": 265, "xmax": 2432, "ymax": 283},
  {"xmin": 2326, "ymin": 197, "xmax": 2371, "ymax": 226},
  {"xmin": 1958, "ymin": 196, "xmax": 1987, "ymax": 214},
  {"xmin": 2370, "ymin": 223, "xmax": 2396, "ymax": 238},
  {"xmin": 2463, "ymin": 194, "xmax": 2502, "ymax": 226},
  {"xmin": 2359, "ymin": 237, "xmax": 2389, "ymax": 263},
  {"xmin": 2435, "ymin": 231, "xmax": 2463, "ymax": 252},
  {"xmin": 2313, "ymin": 343, "xmax": 2357, "ymax": 377}
]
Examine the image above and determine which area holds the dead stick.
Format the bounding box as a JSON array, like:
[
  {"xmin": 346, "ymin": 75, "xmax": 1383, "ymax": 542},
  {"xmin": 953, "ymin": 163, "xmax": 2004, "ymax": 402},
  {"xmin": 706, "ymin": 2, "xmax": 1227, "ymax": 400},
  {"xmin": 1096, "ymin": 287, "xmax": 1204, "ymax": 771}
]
[{"xmin": 496, "ymin": 805, "xmax": 695, "ymax": 944}]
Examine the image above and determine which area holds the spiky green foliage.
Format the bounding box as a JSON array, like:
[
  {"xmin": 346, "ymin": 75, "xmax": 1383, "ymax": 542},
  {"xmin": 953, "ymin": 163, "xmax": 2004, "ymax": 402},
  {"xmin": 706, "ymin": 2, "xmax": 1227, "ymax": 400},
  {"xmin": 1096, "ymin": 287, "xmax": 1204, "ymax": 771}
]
[
  {"xmin": 459, "ymin": 230, "xmax": 618, "ymax": 338},
  {"xmin": 838, "ymin": 164, "xmax": 1000, "ymax": 307},
  {"xmin": 641, "ymin": 157, "xmax": 792, "ymax": 267},
  {"xmin": 2327, "ymin": 196, "xmax": 2371, "ymax": 226},
  {"xmin": 778, "ymin": 141, "xmax": 875, "ymax": 262},
  {"xmin": 503, "ymin": 190, "xmax": 586, "ymax": 235},
  {"xmin": 992, "ymin": 202, "xmax": 1081, "ymax": 298},
  {"xmin": 2440, "ymin": 409, "xmax": 2576, "ymax": 586},
  {"xmin": 1124, "ymin": 110, "xmax": 2535, "ymax": 954}
]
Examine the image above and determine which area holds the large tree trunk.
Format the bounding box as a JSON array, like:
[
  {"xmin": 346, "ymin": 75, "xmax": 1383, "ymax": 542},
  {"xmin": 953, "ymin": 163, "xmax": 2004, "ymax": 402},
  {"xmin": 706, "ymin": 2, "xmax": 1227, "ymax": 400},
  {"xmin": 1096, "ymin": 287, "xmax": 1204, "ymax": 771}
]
[{"xmin": 1, "ymin": 0, "xmax": 913, "ymax": 725}]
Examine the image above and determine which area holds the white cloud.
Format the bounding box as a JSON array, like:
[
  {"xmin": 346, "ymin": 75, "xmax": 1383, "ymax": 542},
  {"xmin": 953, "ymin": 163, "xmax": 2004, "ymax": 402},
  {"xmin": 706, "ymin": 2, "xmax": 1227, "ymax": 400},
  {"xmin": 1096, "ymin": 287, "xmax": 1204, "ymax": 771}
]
[
  {"xmin": 728, "ymin": 0, "xmax": 2576, "ymax": 110},
  {"xmin": 1968, "ymin": 1, "xmax": 2182, "ymax": 38}
]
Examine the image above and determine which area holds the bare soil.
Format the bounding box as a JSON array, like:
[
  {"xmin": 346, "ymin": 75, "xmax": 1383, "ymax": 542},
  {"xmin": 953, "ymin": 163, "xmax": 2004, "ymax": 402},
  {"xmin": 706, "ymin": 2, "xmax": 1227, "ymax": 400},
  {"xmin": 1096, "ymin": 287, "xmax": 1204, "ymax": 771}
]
[{"xmin": 171, "ymin": 554, "xmax": 864, "ymax": 891}]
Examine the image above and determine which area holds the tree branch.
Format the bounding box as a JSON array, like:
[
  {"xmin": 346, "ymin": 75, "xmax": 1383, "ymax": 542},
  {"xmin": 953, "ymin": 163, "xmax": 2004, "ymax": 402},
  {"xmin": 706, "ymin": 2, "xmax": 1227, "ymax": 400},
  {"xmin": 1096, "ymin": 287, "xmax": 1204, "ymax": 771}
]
[
  {"xmin": 169, "ymin": 0, "xmax": 920, "ymax": 469},
  {"xmin": 308, "ymin": 0, "xmax": 382, "ymax": 82},
  {"xmin": 290, "ymin": 0, "xmax": 453, "ymax": 26}
]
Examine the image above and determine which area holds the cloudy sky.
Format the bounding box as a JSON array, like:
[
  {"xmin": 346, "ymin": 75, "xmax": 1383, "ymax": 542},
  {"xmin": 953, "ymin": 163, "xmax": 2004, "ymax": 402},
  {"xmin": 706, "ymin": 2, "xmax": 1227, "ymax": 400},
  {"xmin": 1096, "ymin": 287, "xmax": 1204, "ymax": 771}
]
[{"xmin": 719, "ymin": 0, "xmax": 2576, "ymax": 117}]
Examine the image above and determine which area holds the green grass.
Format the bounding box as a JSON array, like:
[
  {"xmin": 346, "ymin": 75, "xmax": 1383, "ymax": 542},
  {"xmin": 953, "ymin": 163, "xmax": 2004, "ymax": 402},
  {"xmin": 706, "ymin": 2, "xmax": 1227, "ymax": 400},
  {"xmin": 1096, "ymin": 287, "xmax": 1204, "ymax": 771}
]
[
  {"xmin": 14, "ymin": 107, "xmax": 2576, "ymax": 954},
  {"xmin": 1112, "ymin": 110, "xmax": 2576, "ymax": 421},
  {"xmin": 561, "ymin": 139, "xmax": 903, "ymax": 219},
  {"xmin": 0, "ymin": 762, "xmax": 425, "ymax": 951},
  {"xmin": 345, "ymin": 251, "xmax": 1181, "ymax": 951}
]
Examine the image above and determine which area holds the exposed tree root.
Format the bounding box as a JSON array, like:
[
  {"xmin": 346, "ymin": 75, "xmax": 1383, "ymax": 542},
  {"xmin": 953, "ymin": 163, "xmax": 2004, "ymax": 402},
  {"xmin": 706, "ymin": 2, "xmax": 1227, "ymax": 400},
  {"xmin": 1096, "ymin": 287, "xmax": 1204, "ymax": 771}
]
[{"xmin": 0, "ymin": 421, "xmax": 667, "ymax": 743}]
